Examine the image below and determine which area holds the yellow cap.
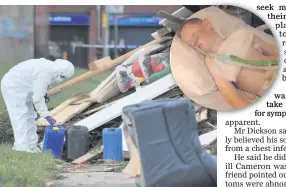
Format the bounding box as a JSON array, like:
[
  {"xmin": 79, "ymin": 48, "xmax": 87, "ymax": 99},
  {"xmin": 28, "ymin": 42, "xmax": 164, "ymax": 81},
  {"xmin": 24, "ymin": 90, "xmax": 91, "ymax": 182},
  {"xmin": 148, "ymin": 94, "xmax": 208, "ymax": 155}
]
[{"xmin": 53, "ymin": 127, "xmax": 59, "ymax": 131}]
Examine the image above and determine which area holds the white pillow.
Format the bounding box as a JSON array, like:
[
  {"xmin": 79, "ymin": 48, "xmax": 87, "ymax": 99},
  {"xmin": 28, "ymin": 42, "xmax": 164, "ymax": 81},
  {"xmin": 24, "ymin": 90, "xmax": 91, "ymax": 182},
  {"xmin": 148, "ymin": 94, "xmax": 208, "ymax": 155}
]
[
  {"xmin": 171, "ymin": 6, "xmax": 276, "ymax": 110},
  {"xmin": 170, "ymin": 6, "xmax": 250, "ymax": 110}
]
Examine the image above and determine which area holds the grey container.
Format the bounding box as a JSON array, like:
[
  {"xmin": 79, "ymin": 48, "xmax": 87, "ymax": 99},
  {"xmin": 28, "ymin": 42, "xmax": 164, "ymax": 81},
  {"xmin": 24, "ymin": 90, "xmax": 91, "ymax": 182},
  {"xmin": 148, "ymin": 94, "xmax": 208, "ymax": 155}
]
[{"xmin": 66, "ymin": 126, "xmax": 89, "ymax": 160}]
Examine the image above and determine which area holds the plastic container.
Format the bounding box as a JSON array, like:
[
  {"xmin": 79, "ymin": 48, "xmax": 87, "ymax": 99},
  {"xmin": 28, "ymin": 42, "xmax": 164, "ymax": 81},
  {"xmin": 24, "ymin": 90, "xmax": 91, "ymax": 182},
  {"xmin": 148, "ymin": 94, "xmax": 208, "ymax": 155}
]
[
  {"xmin": 148, "ymin": 65, "xmax": 171, "ymax": 83},
  {"xmin": 43, "ymin": 125, "xmax": 65, "ymax": 159},
  {"xmin": 103, "ymin": 128, "xmax": 123, "ymax": 161},
  {"xmin": 66, "ymin": 126, "xmax": 89, "ymax": 160}
]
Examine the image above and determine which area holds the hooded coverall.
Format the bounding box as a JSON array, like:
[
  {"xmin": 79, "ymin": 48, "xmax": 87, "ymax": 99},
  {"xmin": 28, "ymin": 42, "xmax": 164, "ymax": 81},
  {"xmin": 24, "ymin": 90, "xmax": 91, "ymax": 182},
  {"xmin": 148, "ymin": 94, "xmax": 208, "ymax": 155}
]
[{"xmin": 1, "ymin": 58, "xmax": 74, "ymax": 153}]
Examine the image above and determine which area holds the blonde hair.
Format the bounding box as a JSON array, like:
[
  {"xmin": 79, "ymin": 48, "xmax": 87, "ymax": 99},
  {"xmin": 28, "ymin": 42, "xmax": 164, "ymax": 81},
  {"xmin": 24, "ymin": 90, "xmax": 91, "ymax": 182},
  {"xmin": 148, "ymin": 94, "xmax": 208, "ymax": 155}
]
[{"xmin": 176, "ymin": 18, "xmax": 203, "ymax": 38}]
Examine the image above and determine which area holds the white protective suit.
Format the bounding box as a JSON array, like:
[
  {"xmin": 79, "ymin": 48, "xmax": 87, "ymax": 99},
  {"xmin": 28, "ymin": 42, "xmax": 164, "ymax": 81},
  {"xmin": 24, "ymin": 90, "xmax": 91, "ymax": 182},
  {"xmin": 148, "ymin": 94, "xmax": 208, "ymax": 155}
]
[{"xmin": 1, "ymin": 58, "xmax": 74, "ymax": 153}]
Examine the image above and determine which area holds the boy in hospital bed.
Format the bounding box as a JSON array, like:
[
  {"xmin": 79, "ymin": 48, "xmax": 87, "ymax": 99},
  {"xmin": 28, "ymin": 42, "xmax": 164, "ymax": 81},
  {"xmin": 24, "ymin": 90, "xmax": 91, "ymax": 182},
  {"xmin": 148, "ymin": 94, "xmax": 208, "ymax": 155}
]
[{"xmin": 177, "ymin": 18, "xmax": 279, "ymax": 110}]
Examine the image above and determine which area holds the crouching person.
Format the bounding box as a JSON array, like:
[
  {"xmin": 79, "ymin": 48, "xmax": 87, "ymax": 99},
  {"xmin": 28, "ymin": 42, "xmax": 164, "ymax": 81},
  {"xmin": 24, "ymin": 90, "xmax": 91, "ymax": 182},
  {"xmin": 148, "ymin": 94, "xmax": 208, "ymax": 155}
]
[{"xmin": 1, "ymin": 58, "xmax": 74, "ymax": 153}]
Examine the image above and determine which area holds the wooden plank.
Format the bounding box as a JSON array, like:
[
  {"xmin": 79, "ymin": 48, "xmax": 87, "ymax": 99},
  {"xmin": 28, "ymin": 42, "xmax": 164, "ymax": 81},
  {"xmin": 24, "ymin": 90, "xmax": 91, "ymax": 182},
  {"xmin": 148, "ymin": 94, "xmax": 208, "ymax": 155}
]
[
  {"xmin": 36, "ymin": 94, "xmax": 92, "ymax": 127},
  {"xmin": 50, "ymin": 97, "xmax": 77, "ymax": 117},
  {"xmin": 47, "ymin": 66, "xmax": 115, "ymax": 97},
  {"xmin": 48, "ymin": 94, "xmax": 93, "ymax": 126},
  {"xmin": 72, "ymin": 147, "xmax": 103, "ymax": 164},
  {"xmin": 89, "ymin": 72, "xmax": 120, "ymax": 103},
  {"xmin": 91, "ymin": 78, "xmax": 120, "ymax": 103},
  {"xmin": 88, "ymin": 39, "xmax": 161, "ymax": 71},
  {"xmin": 82, "ymin": 104, "xmax": 108, "ymax": 116},
  {"xmin": 122, "ymin": 137, "xmax": 141, "ymax": 177},
  {"xmin": 47, "ymin": 70, "xmax": 103, "ymax": 96},
  {"xmin": 73, "ymin": 74, "xmax": 177, "ymax": 131},
  {"xmin": 88, "ymin": 56, "xmax": 112, "ymax": 70},
  {"xmin": 50, "ymin": 83, "xmax": 133, "ymax": 126},
  {"xmin": 90, "ymin": 72, "xmax": 116, "ymax": 97},
  {"xmin": 53, "ymin": 101, "xmax": 92, "ymax": 125}
]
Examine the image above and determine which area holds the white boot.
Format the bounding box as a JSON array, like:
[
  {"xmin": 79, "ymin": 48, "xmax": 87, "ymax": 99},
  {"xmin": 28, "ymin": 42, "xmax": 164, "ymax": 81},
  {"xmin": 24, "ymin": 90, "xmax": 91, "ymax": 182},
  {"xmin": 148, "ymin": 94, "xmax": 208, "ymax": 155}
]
[
  {"xmin": 13, "ymin": 145, "xmax": 42, "ymax": 154},
  {"xmin": 39, "ymin": 140, "xmax": 44, "ymax": 150}
]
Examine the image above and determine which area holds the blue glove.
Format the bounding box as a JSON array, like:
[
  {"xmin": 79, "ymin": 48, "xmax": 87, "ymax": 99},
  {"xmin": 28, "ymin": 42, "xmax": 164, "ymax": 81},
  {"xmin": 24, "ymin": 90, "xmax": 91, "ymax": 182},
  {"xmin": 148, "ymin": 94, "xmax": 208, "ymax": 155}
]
[{"xmin": 45, "ymin": 116, "xmax": 56, "ymax": 126}]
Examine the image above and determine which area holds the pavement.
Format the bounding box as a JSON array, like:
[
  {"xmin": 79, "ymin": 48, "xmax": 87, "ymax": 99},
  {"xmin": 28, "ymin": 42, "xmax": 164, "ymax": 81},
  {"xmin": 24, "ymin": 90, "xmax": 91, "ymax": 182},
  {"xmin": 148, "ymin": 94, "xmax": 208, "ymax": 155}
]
[
  {"xmin": 56, "ymin": 172, "xmax": 137, "ymax": 187},
  {"xmin": 53, "ymin": 164, "xmax": 138, "ymax": 187}
]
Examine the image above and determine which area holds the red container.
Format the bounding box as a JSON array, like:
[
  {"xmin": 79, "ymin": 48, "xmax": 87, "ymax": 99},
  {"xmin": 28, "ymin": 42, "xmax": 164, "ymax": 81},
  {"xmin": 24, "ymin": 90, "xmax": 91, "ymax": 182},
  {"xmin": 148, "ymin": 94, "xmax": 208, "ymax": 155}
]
[{"xmin": 131, "ymin": 62, "xmax": 144, "ymax": 78}]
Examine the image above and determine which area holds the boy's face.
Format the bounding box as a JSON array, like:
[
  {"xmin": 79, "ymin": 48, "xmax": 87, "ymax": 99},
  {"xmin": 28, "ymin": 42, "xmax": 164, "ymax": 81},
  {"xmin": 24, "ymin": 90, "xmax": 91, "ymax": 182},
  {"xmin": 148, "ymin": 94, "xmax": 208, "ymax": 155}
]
[{"xmin": 180, "ymin": 19, "xmax": 216, "ymax": 52}]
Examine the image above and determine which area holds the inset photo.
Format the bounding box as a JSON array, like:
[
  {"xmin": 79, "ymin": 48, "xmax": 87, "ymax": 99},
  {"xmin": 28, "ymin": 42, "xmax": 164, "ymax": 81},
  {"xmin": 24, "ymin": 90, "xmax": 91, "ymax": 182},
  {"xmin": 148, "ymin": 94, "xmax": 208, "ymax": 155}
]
[{"xmin": 170, "ymin": 5, "xmax": 279, "ymax": 111}]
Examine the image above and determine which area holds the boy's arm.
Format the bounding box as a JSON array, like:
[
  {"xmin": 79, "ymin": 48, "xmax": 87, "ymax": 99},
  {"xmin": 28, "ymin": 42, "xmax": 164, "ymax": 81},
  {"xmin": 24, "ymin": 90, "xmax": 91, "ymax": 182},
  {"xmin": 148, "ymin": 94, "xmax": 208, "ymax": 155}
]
[
  {"xmin": 205, "ymin": 56, "xmax": 250, "ymax": 109},
  {"xmin": 253, "ymin": 35, "xmax": 278, "ymax": 58}
]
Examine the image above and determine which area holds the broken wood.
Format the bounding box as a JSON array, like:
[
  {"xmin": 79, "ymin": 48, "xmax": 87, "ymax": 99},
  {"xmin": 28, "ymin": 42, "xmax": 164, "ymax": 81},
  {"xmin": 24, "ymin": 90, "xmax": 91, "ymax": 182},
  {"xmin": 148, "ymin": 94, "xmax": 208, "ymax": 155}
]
[
  {"xmin": 47, "ymin": 69, "xmax": 109, "ymax": 96},
  {"xmin": 72, "ymin": 147, "xmax": 103, "ymax": 165},
  {"xmin": 89, "ymin": 56, "xmax": 112, "ymax": 70},
  {"xmin": 90, "ymin": 72, "xmax": 116, "ymax": 98},
  {"xmin": 90, "ymin": 77, "xmax": 120, "ymax": 103},
  {"xmin": 53, "ymin": 101, "xmax": 92, "ymax": 125},
  {"xmin": 122, "ymin": 137, "xmax": 141, "ymax": 177},
  {"xmin": 50, "ymin": 97, "xmax": 83, "ymax": 117},
  {"xmin": 46, "ymin": 93, "xmax": 92, "ymax": 126},
  {"xmin": 88, "ymin": 39, "xmax": 162, "ymax": 71},
  {"xmin": 82, "ymin": 102, "xmax": 114, "ymax": 116},
  {"xmin": 50, "ymin": 84, "xmax": 134, "ymax": 126},
  {"xmin": 69, "ymin": 94, "xmax": 90, "ymax": 105}
]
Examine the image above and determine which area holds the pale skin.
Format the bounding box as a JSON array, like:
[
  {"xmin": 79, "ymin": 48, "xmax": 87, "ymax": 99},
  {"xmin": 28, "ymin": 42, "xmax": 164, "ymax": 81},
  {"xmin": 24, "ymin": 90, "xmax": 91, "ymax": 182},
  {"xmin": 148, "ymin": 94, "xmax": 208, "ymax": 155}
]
[{"xmin": 180, "ymin": 19, "xmax": 278, "ymax": 109}]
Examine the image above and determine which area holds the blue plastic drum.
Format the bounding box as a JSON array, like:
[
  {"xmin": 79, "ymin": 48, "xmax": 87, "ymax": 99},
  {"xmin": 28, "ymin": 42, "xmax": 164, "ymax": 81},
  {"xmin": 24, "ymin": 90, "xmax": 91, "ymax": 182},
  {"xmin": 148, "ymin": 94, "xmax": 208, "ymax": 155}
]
[
  {"xmin": 43, "ymin": 125, "xmax": 65, "ymax": 159},
  {"xmin": 103, "ymin": 128, "xmax": 123, "ymax": 161}
]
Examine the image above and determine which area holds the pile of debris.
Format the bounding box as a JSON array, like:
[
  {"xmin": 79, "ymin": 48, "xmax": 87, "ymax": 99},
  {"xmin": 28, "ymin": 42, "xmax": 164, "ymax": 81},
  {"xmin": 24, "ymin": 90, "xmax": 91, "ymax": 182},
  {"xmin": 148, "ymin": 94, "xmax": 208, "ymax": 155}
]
[
  {"xmin": 0, "ymin": 7, "xmax": 217, "ymax": 167},
  {"xmin": 41, "ymin": 6, "xmax": 218, "ymax": 164},
  {"xmin": 0, "ymin": 110, "xmax": 13, "ymax": 144}
]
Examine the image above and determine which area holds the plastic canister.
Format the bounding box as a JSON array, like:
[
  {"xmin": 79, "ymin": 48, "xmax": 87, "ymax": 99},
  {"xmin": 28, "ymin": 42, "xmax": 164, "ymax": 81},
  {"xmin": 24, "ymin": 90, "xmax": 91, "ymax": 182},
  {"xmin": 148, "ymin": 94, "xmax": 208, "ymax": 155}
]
[
  {"xmin": 103, "ymin": 128, "xmax": 123, "ymax": 161},
  {"xmin": 43, "ymin": 125, "xmax": 65, "ymax": 159},
  {"xmin": 66, "ymin": 126, "xmax": 89, "ymax": 160}
]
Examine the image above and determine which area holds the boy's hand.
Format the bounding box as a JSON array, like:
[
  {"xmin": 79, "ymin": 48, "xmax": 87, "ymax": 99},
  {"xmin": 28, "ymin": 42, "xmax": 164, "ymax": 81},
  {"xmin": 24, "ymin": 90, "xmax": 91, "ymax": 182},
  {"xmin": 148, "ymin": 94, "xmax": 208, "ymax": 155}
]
[
  {"xmin": 204, "ymin": 56, "xmax": 216, "ymax": 78},
  {"xmin": 204, "ymin": 56, "xmax": 250, "ymax": 109}
]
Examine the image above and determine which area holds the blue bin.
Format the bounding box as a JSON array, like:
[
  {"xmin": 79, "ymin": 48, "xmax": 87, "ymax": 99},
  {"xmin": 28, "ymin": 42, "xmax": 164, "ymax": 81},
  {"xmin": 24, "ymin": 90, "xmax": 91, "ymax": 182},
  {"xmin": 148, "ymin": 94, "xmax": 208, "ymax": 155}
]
[
  {"xmin": 43, "ymin": 125, "xmax": 65, "ymax": 159},
  {"xmin": 103, "ymin": 128, "xmax": 123, "ymax": 161}
]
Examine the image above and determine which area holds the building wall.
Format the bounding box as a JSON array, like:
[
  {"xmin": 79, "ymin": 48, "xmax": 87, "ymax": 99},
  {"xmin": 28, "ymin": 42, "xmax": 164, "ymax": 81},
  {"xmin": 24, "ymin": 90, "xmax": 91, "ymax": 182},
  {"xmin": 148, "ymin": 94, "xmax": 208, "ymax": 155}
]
[
  {"xmin": 0, "ymin": 5, "xmax": 34, "ymax": 63},
  {"xmin": 48, "ymin": 5, "xmax": 96, "ymax": 14},
  {"xmin": 35, "ymin": 5, "xmax": 50, "ymax": 59},
  {"xmin": 124, "ymin": 5, "xmax": 181, "ymax": 14},
  {"xmin": 47, "ymin": 5, "xmax": 182, "ymax": 14},
  {"xmin": 41, "ymin": 5, "xmax": 183, "ymax": 66}
]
